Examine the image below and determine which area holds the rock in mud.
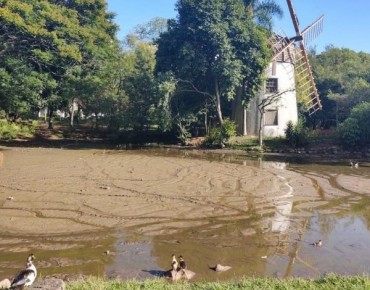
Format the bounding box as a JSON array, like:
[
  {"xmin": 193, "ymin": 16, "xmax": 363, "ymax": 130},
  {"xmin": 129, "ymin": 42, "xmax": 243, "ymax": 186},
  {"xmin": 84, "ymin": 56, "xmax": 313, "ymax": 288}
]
[
  {"xmin": 29, "ymin": 278, "xmax": 65, "ymax": 290},
  {"xmin": 0, "ymin": 279, "xmax": 11, "ymax": 289},
  {"xmin": 210, "ymin": 264, "xmax": 232, "ymax": 272}
]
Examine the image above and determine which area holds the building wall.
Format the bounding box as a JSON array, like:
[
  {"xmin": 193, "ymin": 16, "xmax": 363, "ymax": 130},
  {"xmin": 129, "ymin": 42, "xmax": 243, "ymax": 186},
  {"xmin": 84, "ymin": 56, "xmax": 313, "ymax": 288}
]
[{"xmin": 246, "ymin": 61, "xmax": 298, "ymax": 137}]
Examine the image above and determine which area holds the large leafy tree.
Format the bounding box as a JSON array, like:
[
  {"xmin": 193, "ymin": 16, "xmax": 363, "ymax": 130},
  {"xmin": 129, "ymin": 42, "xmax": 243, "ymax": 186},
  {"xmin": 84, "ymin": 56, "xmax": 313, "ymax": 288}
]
[
  {"xmin": 0, "ymin": 0, "xmax": 118, "ymax": 125},
  {"xmin": 156, "ymin": 0, "xmax": 271, "ymax": 125}
]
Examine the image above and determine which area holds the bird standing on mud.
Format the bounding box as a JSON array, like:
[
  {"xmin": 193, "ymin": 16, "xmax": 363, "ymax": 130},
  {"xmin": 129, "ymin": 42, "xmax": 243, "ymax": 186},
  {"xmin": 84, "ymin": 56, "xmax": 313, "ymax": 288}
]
[
  {"xmin": 171, "ymin": 254, "xmax": 178, "ymax": 271},
  {"xmin": 350, "ymin": 161, "xmax": 359, "ymax": 168},
  {"xmin": 179, "ymin": 255, "xmax": 187, "ymax": 270},
  {"xmin": 10, "ymin": 253, "xmax": 37, "ymax": 289},
  {"xmin": 312, "ymin": 240, "xmax": 323, "ymax": 247}
]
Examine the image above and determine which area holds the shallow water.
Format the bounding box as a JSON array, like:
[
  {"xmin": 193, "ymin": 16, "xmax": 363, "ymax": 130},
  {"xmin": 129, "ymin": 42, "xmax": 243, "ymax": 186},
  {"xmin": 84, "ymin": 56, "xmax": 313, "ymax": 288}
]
[{"xmin": 0, "ymin": 147, "xmax": 370, "ymax": 281}]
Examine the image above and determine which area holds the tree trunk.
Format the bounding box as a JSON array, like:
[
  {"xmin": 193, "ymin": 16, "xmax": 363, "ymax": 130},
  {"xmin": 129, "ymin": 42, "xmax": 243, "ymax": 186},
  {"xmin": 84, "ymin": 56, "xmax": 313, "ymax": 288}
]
[
  {"xmin": 231, "ymin": 85, "xmax": 247, "ymax": 135},
  {"xmin": 204, "ymin": 110, "xmax": 208, "ymax": 135},
  {"xmin": 76, "ymin": 104, "xmax": 81, "ymax": 125},
  {"xmin": 258, "ymin": 109, "xmax": 264, "ymax": 147},
  {"xmin": 214, "ymin": 80, "xmax": 223, "ymax": 125},
  {"xmin": 69, "ymin": 98, "xmax": 75, "ymax": 127},
  {"xmin": 48, "ymin": 108, "xmax": 54, "ymax": 129},
  {"xmin": 95, "ymin": 111, "xmax": 99, "ymax": 129}
]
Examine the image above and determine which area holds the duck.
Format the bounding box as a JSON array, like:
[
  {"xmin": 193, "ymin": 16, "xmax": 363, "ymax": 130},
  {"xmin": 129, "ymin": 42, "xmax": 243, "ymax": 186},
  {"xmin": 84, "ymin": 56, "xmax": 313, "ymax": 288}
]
[
  {"xmin": 178, "ymin": 255, "xmax": 186, "ymax": 270},
  {"xmin": 171, "ymin": 254, "xmax": 178, "ymax": 271},
  {"xmin": 350, "ymin": 161, "xmax": 359, "ymax": 168},
  {"xmin": 10, "ymin": 253, "xmax": 37, "ymax": 289},
  {"xmin": 312, "ymin": 240, "xmax": 323, "ymax": 247}
]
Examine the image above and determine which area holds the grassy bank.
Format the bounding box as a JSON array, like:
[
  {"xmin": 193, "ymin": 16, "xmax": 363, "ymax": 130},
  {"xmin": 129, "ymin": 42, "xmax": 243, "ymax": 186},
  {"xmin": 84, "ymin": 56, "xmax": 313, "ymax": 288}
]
[{"xmin": 67, "ymin": 275, "xmax": 370, "ymax": 290}]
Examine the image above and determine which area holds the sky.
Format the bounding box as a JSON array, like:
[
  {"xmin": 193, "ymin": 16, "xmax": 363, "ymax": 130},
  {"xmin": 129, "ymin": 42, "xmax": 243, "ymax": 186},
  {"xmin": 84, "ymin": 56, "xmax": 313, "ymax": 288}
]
[{"xmin": 106, "ymin": 0, "xmax": 370, "ymax": 54}]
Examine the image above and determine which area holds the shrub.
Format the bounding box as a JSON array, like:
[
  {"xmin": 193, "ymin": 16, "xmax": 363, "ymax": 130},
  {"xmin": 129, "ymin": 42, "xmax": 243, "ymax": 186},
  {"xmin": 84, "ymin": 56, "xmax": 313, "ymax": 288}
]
[
  {"xmin": 338, "ymin": 118, "xmax": 361, "ymax": 149},
  {"xmin": 204, "ymin": 119, "xmax": 236, "ymax": 147},
  {"xmin": 285, "ymin": 119, "xmax": 308, "ymax": 148},
  {"xmin": 0, "ymin": 120, "xmax": 39, "ymax": 140},
  {"xmin": 339, "ymin": 102, "xmax": 370, "ymax": 149}
]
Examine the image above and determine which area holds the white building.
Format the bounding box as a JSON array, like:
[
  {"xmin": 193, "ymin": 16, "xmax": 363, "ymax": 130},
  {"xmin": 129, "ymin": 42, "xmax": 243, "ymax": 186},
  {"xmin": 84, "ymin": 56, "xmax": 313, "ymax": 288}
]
[{"xmin": 232, "ymin": 42, "xmax": 298, "ymax": 137}]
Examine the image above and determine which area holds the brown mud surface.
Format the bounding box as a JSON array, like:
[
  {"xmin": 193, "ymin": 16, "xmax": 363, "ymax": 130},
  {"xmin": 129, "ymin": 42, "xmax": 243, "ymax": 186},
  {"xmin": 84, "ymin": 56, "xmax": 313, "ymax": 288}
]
[{"xmin": 1, "ymin": 147, "xmax": 370, "ymax": 281}]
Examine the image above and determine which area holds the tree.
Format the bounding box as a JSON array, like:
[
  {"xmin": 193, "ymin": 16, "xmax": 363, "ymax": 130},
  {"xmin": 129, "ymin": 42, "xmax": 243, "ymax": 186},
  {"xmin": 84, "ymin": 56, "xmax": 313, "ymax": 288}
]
[
  {"xmin": 0, "ymin": 0, "xmax": 119, "ymax": 127},
  {"xmin": 339, "ymin": 102, "xmax": 370, "ymax": 149},
  {"xmin": 309, "ymin": 47, "xmax": 370, "ymax": 129},
  {"xmin": 156, "ymin": 0, "xmax": 270, "ymax": 127},
  {"xmin": 243, "ymin": 0, "xmax": 283, "ymax": 30},
  {"xmin": 130, "ymin": 17, "xmax": 168, "ymax": 42}
]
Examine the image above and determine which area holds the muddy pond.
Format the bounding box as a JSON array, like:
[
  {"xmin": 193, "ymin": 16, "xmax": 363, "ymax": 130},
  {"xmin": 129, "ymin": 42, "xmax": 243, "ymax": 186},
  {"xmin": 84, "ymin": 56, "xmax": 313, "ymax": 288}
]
[{"xmin": 0, "ymin": 146, "xmax": 370, "ymax": 282}]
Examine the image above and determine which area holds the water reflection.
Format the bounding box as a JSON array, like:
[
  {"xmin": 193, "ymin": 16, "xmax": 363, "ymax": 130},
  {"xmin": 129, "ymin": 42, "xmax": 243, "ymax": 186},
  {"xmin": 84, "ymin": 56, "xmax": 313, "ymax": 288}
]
[{"xmin": 1, "ymin": 147, "xmax": 370, "ymax": 281}]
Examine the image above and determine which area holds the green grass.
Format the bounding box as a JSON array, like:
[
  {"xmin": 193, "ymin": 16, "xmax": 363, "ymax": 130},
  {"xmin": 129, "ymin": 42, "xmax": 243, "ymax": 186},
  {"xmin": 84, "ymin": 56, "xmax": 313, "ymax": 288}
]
[
  {"xmin": 227, "ymin": 129, "xmax": 340, "ymax": 152},
  {"xmin": 67, "ymin": 275, "xmax": 370, "ymax": 290},
  {"xmin": 227, "ymin": 135, "xmax": 286, "ymax": 152}
]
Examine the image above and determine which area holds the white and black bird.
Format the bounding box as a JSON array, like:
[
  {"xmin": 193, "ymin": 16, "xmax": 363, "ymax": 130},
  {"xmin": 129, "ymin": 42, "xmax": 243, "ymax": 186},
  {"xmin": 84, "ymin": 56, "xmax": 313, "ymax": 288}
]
[
  {"xmin": 350, "ymin": 161, "xmax": 359, "ymax": 168},
  {"xmin": 10, "ymin": 253, "xmax": 37, "ymax": 289},
  {"xmin": 171, "ymin": 254, "xmax": 178, "ymax": 271},
  {"xmin": 312, "ymin": 240, "xmax": 323, "ymax": 247},
  {"xmin": 178, "ymin": 255, "xmax": 187, "ymax": 270}
]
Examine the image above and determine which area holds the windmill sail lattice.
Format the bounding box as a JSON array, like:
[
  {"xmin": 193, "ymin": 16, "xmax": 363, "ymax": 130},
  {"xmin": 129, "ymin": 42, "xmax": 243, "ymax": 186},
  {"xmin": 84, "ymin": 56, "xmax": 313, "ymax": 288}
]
[{"xmin": 270, "ymin": 1, "xmax": 324, "ymax": 116}]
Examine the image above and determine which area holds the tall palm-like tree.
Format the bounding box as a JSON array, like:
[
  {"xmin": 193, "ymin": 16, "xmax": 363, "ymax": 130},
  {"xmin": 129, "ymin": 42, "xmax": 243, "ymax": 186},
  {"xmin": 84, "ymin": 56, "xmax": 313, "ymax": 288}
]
[{"xmin": 243, "ymin": 0, "xmax": 283, "ymax": 30}]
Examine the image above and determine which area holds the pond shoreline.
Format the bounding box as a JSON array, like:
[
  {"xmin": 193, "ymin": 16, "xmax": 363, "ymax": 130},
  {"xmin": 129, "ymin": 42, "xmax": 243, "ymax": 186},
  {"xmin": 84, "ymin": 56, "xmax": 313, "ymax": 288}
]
[{"xmin": 1, "ymin": 137, "xmax": 368, "ymax": 162}]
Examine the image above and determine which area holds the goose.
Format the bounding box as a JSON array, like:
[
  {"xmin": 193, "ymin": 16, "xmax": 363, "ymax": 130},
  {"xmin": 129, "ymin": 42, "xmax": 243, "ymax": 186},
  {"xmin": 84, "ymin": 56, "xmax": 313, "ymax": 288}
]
[
  {"xmin": 10, "ymin": 254, "xmax": 37, "ymax": 289},
  {"xmin": 350, "ymin": 162, "xmax": 359, "ymax": 168},
  {"xmin": 178, "ymin": 255, "xmax": 186, "ymax": 270},
  {"xmin": 171, "ymin": 254, "xmax": 178, "ymax": 271},
  {"xmin": 312, "ymin": 240, "xmax": 323, "ymax": 247}
]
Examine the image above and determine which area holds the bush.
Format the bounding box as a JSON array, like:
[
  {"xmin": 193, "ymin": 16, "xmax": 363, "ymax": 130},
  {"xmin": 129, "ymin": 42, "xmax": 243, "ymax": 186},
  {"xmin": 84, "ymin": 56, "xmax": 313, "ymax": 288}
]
[
  {"xmin": 339, "ymin": 102, "xmax": 370, "ymax": 149},
  {"xmin": 204, "ymin": 119, "xmax": 236, "ymax": 147},
  {"xmin": 0, "ymin": 120, "xmax": 39, "ymax": 140},
  {"xmin": 338, "ymin": 118, "xmax": 361, "ymax": 149},
  {"xmin": 285, "ymin": 119, "xmax": 308, "ymax": 148}
]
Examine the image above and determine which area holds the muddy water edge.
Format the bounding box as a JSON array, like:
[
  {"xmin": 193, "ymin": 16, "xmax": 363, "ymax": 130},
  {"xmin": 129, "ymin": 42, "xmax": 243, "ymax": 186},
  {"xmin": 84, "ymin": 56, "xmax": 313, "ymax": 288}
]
[{"xmin": 0, "ymin": 147, "xmax": 370, "ymax": 281}]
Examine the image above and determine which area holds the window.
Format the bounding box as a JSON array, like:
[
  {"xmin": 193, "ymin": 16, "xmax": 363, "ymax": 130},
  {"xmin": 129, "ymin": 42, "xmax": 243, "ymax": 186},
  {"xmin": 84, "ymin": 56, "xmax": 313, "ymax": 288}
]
[
  {"xmin": 265, "ymin": 110, "xmax": 278, "ymax": 126},
  {"xmin": 266, "ymin": 78, "xmax": 278, "ymax": 93}
]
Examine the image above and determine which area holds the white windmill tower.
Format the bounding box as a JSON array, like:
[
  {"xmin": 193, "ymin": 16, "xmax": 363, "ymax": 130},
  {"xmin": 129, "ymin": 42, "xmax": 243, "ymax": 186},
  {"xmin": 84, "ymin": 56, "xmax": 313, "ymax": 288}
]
[{"xmin": 241, "ymin": 0, "xmax": 323, "ymax": 137}]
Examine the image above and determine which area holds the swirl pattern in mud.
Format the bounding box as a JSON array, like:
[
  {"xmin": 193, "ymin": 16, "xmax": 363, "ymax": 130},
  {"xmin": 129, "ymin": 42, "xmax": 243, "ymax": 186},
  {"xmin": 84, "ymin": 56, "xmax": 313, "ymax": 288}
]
[{"xmin": 0, "ymin": 148, "xmax": 303, "ymax": 235}]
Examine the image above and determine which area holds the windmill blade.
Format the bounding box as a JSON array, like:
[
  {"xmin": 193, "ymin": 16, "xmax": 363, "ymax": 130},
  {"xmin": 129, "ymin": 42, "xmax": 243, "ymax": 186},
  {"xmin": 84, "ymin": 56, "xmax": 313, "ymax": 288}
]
[
  {"xmin": 286, "ymin": 0, "xmax": 323, "ymax": 115},
  {"xmin": 301, "ymin": 15, "xmax": 324, "ymax": 46},
  {"xmin": 270, "ymin": 32, "xmax": 295, "ymax": 61},
  {"xmin": 295, "ymin": 45, "xmax": 322, "ymax": 116}
]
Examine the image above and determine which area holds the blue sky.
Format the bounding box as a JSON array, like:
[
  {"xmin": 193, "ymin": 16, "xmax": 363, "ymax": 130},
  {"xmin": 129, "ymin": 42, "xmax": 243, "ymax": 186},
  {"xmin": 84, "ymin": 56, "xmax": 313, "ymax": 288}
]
[{"xmin": 107, "ymin": 0, "xmax": 370, "ymax": 53}]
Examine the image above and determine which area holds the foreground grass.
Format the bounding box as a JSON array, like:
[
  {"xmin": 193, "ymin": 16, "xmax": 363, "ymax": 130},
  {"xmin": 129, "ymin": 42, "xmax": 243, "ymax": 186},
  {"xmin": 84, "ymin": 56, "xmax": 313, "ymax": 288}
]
[{"xmin": 67, "ymin": 275, "xmax": 370, "ymax": 290}]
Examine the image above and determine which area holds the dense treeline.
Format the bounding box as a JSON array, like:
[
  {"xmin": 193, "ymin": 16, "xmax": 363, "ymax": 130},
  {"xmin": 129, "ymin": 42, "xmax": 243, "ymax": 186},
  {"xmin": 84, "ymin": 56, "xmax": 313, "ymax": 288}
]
[
  {"xmin": 307, "ymin": 47, "xmax": 370, "ymax": 148},
  {"xmin": 1, "ymin": 1, "xmax": 370, "ymax": 147},
  {"xmin": 0, "ymin": 0, "xmax": 281, "ymax": 143},
  {"xmin": 309, "ymin": 46, "xmax": 370, "ymax": 129}
]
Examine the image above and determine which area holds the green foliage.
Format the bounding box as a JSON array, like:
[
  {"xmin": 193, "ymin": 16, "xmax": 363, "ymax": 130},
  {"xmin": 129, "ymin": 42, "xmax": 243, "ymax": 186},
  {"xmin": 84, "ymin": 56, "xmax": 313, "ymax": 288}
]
[
  {"xmin": 0, "ymin": 120, "xmax": 38, "ymax": 140},
  {"xmin": 0, "ymin": 0, "xmax": 119, "ymax": 125},
  {"xmin": 285, "ymin": 119, "xmax": 308, "ymax": 148},
  {"xmin": 308, "ymin": 47, "xmax": 370, "ymax": 129},
  {"xmin": 67, "ymin": 275, "xmax": 370, "ymax": 290},
  {"xmin": 339, "ymin": 102, "xmax": 370, "ymax": 148},
  {"xmin": 205, "ymin": 119, "xmax": 236, "ymax": 146},
  {"xmin": 156, "ymin": 0, "xmax": 271, "ymax": 124}
]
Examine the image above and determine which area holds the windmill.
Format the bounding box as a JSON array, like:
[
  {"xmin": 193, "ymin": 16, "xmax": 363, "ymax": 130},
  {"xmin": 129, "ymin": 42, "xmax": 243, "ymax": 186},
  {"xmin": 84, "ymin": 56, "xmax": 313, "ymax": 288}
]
[
  {"xmin": 235, "ymin": 1, "xmax": 323, "ymax": 136},
  {"xmin": 270, "ymin": 0, "xmax": 324, "ymax": 116}
]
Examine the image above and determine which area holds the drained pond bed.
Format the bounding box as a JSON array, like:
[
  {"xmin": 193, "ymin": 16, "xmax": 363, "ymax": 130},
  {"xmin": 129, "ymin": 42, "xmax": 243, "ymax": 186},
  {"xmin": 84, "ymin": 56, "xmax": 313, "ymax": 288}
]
[{"xmin": 1, "ymin": 147, "xmax": 370, "ymax": 283}]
